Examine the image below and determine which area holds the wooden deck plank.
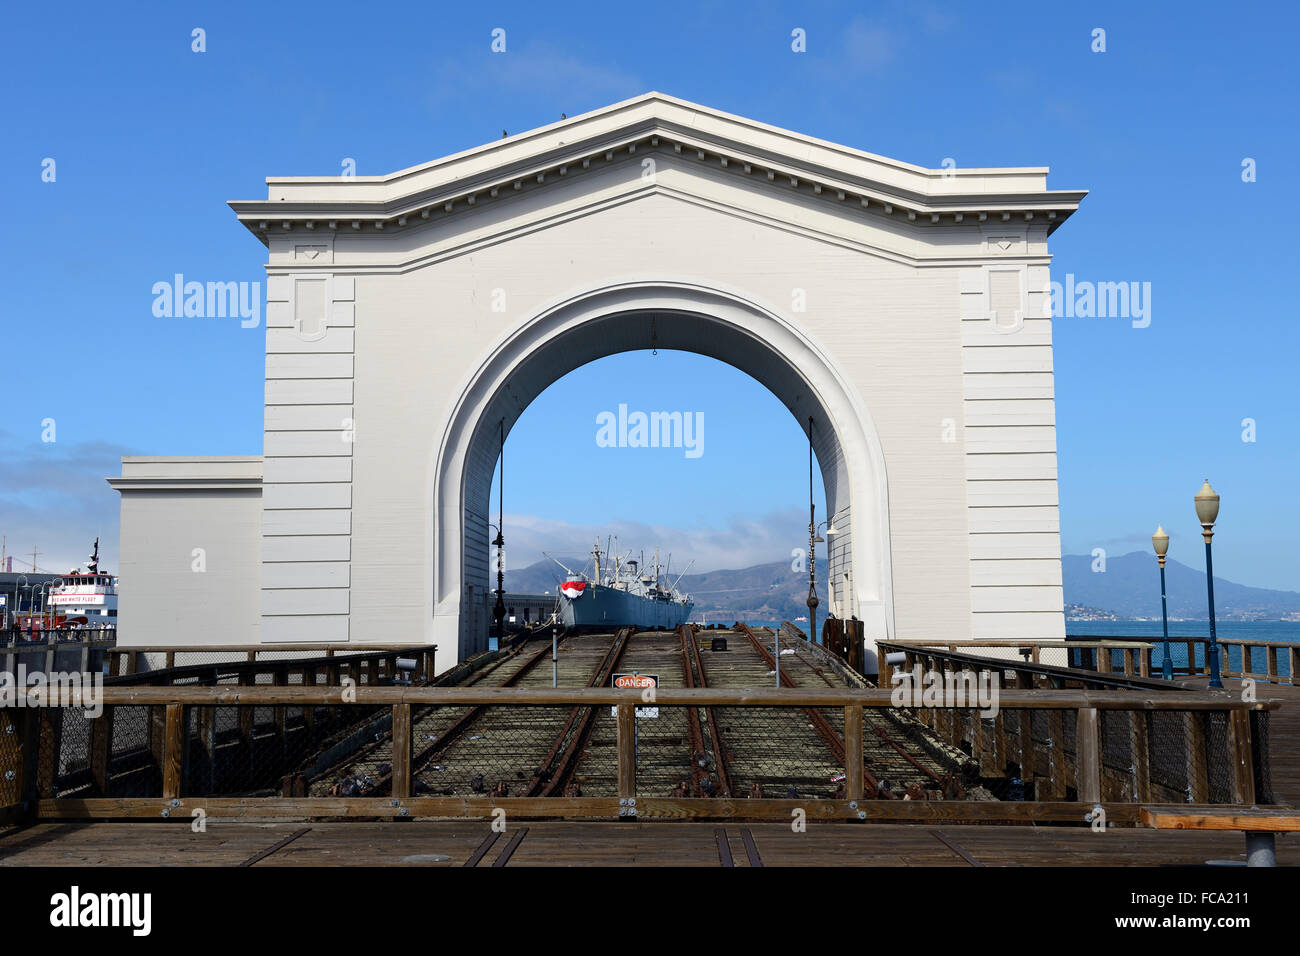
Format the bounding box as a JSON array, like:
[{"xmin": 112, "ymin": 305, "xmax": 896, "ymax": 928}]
[{"xmin": 0, "ymin": 820, "xmax": 1296, "ymax": 866}]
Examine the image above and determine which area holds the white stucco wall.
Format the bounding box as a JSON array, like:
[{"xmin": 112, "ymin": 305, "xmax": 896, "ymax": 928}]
[{"xmin": 111, "ymin": 458, "xmax": 262, "ymax": 647}]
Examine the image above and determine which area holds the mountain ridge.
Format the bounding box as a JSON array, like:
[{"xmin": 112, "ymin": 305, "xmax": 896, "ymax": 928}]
[{"xmin": 503, "ymin": 551, "xmax": 1300, "ymax": 622}]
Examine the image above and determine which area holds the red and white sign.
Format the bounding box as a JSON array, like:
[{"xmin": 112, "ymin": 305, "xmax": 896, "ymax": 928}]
[
  {"xmin": 560, "ymin": 581, "xmax": 587, "ymax": 600},
  {"xmin": 613, "ymin": 674, "xmax": 657, "ymax": 690},
  {"xmin": 610, "ymin": 673, "xmax": 659, "ymax": 718},
  {"xmin": 51, "ymin": 593, "xmax": 105, "ymax": 605}
]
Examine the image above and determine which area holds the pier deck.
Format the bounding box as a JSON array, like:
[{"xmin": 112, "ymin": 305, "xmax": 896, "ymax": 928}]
[
  {"xmin": 2, "ymin": 819, "xmax": 1296, "ymax": 867},
  {"xmin": 3, "ymin": 630, "xmax": 1296, "ymax": 867}
]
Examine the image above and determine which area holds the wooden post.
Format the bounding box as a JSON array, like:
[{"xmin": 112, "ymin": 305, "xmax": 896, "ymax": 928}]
[
  {"xmin": 272, "ymin": 668, "xmax": 288, "ymax": 762},
  {"xmin": 1047, "ymin": 709, "xmax": 1066, "ymax": 799},
  {"xmin": 1131, "ymin": 710, "xmax": 1151, "ymax": 802},
  {"xmin": 165, "ymin": 651, "xmax": 176, "ymax": 669},
  {"xmin": 149, "ymin": 705, "xmax": 167, "ymax": 780},
  {"xmin": 1290, "ymin": 645, "xmax": 1299, "ymax": 687},
  {"xmin": 303, "ymin": 667, "xmax": 317, "ymax": 736},
  {"xmin": 1186, "ymin": 641, "xmax": 1197, "ymax": 675},
  {"xmin": 1266, "ymin": 646, "xmax": 1278, "ymax": 684},
  {"xmin": 1076, "ymin": 707, "xmax": 1101, "ymax": 804},
  {"xmin": 89, "ymin": 707, "xmax": 114, "ymax": 796},
  {"xmin": 1, "ymin": 709, "xmax": 25, "ymax": 811},
  {"xmin": 391, "ymin": 703, "xmax": 411, "ymax": 800},
  {"xmin": 1185, "ymin": 712, "xmax": 1209, "ymax": 803},
  {"xmin": 1139, "ymin": 648, "xmax": 1151, "ymax": 678},
  {"xmin": 162, "ymin": 703, "xmax": 184, "ymax": 800},
  {"xmin": 844, "ymin": 705, "xmax": 864, "ymax": 801},
  {"xmin": 616, "ymin": 703, "xmax": 636, "ymax": 800},
  {"xmin": 1226, "ymin": 709, "xmax": 1256, "ymax": 805},
  {"xmin": 197, "ymin": 704, "xmax": 216, "ymax": 794},
  {"xmin": 1096, "ymin": 646, "xmax": 1113, "ymax": 674}
]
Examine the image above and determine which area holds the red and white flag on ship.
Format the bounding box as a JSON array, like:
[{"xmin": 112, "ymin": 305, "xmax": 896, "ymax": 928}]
[{"xmin": 560, "ymin": 581, "xmax": 587, "ymax": 600}]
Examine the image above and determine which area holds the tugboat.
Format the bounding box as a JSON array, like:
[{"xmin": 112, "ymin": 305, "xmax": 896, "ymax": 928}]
[
  {"xmin": 555, "ymin": 540, "xmax": 694, "ymax": 631},
  {"xmin": 48, "ymin": 538, "xmax": 118, "ymax": 628}
]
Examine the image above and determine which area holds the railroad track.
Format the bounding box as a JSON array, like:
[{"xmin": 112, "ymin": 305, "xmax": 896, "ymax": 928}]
[
  {"xmin": 303, "ymin": 638, "xmax": 563, "ymax": 797},
  {"xmin": 297, "ymin": 625, "xmax": 967, "ymax": 803},
  {"xmin": 737, "ymin": 624, "xmax": 962, "ymax": 798}
]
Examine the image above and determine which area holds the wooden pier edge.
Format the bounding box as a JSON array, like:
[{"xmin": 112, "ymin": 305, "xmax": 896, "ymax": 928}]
[{"xmin": 33, "ymin": 796, "xmax": 1171, "ymax": 824}]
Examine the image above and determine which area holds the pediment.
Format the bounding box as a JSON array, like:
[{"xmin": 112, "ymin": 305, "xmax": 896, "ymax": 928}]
[{"xmin": 230, "ymin": 93, "xmax": 1085, "ymax": 248}]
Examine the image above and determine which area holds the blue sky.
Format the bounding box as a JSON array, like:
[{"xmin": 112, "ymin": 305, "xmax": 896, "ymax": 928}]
[{"xmin": 1, "ymin": 1, "xmax": 1296, "ymax": 590}]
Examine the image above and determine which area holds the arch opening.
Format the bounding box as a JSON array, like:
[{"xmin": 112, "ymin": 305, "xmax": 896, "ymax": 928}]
[{"xmin": 430, "ymin": 282, "xmax": 894, "ymax": 659}]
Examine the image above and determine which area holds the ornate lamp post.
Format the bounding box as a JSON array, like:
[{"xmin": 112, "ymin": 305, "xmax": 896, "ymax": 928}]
[
  {"xmin": 1194, "ymin": 479, "xmax": 1222, "ymax": 688},
  {"xmin": 807, "ymin": 504, "xmax": 822, "ymax": 644},
  {"xmin": 1151, "ymin": 525, "xmax": 1173, "ymax": 680}
]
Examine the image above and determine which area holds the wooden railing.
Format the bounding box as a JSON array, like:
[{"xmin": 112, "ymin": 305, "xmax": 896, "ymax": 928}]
[
  {"xmin": 104, "ymin": 643, "xmax": 441, "ymax": 678},
  {"xmin": 105, "ymin": 645, "xmax": 441, "ymax": 686},
  {"xmin": 877, "ymin": 640, "xmax": 1277, "ymax": 806},
  {"xmin": 1219, "ymin": 638, "xmax": 1298, "ymax": 686},
  {"xmin": 0, "ymin": 683, "xmax": 1276, "ymax": 826},
  {"xmin": 879, "ymin": 640, "xmax": 1168, "ymax": 690},
  {"xmin": 889, "ymin": 636, "xmax": 1297, "ymax": 685}
]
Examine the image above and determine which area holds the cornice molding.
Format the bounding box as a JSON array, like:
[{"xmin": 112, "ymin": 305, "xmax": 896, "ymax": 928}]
[{"xmin": 231, "ymin": 96, "xmax": 1085, "ymax": 247}]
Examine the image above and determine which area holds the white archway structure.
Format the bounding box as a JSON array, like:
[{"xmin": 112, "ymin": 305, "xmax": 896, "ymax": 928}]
[
  {"xmin": 113, "ymin": 93, "xmax": 1085, "ymax": 664},
  {"xmin": 431, "ymin": 280, "xmax": 895, "ymax": 656}
]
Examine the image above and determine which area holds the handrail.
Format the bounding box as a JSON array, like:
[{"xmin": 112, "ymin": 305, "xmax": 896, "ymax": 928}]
[
  {"xmin": 6, "ymin": 684, "xmax": 1277, "ymax": 711},
  {"xmin": 877, "ymin": 640, "xmax": 1182, "ymax": 692}
]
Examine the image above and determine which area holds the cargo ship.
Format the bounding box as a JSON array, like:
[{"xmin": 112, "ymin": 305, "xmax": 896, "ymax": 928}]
[{"xmin": 556, "ymin": 541, "xmax": 694, "ymax": 631}]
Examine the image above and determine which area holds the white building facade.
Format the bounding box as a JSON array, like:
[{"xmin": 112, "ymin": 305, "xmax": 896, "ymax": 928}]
[{"xmin": 109, "ymin": 94, "xmax": 1085, "ymax": 672}]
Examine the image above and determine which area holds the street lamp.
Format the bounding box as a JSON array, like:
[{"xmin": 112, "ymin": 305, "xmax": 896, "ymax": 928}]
[
  {"xmin": 1194, "ymin": 479, "xmax": 1222, "ymax": 688},
  {"xmin": 1151, "ymin": 525, "xmax": 1173, "ymax": 680},
  {"xmin": 804, "ymin": 419, "xmax": 841, "ymax": 645}
]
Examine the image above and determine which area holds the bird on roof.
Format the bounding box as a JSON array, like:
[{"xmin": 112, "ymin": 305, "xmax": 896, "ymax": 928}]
[
  {"xmin": 564, "ymin": 781, "xmax": 582, "ymax": 797},
  {"xmin": 669, "ymin": 780, "xmax": 688, "ymax": 798},
  {"xmin": 491, "ymin": 780, "xmax": 509, "ymax": 798},
  {"xmin": 471, "ymin": 773, "xmax": 485, "ymax": 793}
]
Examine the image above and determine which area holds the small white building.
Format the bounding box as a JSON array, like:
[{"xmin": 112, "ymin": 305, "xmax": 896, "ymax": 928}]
[{"xmin": 109, "ymin": 93, "xmax": 1085, "ymax": 672}]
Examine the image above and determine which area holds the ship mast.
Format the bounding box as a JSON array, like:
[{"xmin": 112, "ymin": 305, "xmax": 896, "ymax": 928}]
[{"xmin": 591, "ymin": 539, "xmax": 602, "ymax": 586}]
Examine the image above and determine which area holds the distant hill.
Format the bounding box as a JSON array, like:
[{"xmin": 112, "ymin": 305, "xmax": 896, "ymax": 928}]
[
  {"xmin": 1062, "ymin": 551, "xmax": 1300, "ymax": 621},
  {"xmin": 505, "ymin": 555, "xmax": 810, "ymax": 621},
  {"xmin": 503, "ymin": 549, "xmax": 1300, "ymax": 623}
]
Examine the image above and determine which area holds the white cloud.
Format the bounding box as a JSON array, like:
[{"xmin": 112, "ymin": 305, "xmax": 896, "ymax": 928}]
[
  {"xmin": 493, "ymin": 507, "xmax": 809, "ymax": 575},
  {"xmin": 0, "ymin": 432, "xmax": 129, "ymax": 573}
]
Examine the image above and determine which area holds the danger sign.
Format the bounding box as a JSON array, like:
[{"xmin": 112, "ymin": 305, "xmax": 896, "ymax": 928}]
[
  {"xmin": 612, "ymin": 673, "xmax": 657, "ymax": 690},
  {"xmin": 611, "ymin": 673, "xmax": 658, "ymax": 718}
]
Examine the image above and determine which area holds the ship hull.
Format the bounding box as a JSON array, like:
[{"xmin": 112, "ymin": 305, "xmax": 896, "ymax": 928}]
[{"xmin": 560, "ymin": 584, "xmax": 693, "ymax": 631}]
